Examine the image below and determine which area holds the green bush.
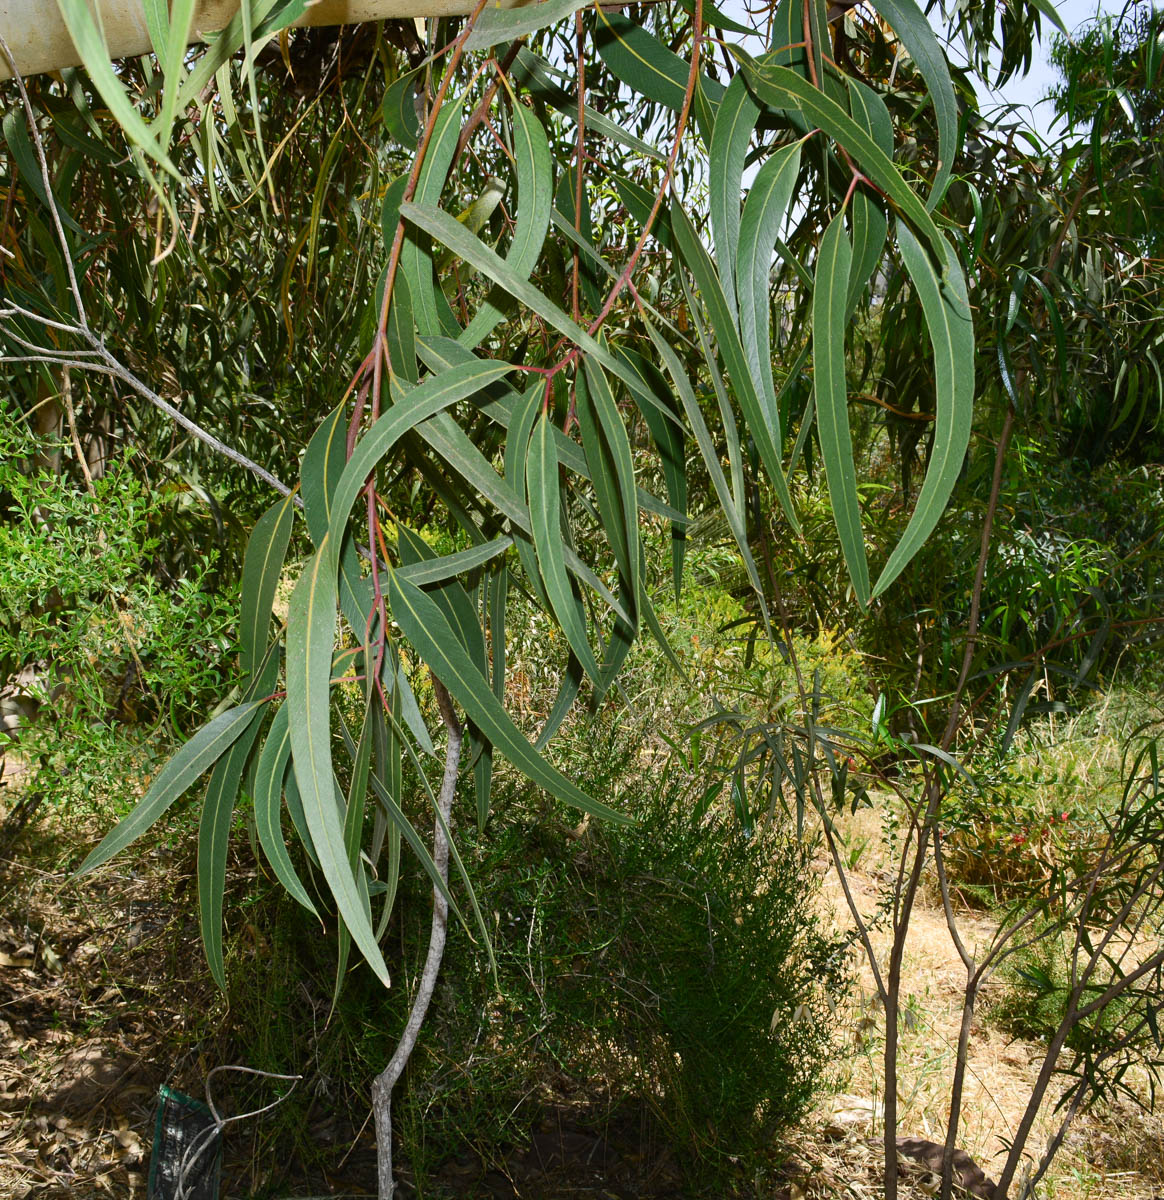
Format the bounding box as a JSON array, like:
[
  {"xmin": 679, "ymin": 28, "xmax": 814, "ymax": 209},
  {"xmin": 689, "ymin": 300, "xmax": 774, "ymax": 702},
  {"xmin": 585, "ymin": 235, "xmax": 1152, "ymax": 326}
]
[
  {"xmin": 397, "ymin": 720, "xmax": 849, "ymax": 1190},
  {"xmin": 0, "ymin": 410, "xmax": 237, "ymax": 817}
]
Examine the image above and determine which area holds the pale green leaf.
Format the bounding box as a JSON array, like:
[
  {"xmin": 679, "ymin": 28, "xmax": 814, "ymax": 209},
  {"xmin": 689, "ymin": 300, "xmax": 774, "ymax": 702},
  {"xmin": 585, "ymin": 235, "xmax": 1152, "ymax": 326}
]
[
  {"xmin": 872, "ymin": 224, "xmax": 974, "ymax": 597},
  {"xmin": 709, "ymin": 74, "xmax": 761, "ymax": 320},
  {"xmin": 813, "ymin": 213, "xmax": 870, "ymax": 606}
]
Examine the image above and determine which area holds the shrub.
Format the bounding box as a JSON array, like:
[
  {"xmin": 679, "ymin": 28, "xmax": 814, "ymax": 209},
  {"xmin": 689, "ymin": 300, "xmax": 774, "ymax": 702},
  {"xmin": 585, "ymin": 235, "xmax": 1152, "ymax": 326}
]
[{"xmin": 398, "ymin": 719, "xmax": 850, "ymax": 1189}]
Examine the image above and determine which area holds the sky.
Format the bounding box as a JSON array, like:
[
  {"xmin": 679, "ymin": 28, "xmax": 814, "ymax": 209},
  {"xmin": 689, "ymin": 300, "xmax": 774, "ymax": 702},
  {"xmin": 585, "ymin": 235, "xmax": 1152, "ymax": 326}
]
[{"xmin": 959, "ymin": 0, "xmax": 1129, "ymax": 142}]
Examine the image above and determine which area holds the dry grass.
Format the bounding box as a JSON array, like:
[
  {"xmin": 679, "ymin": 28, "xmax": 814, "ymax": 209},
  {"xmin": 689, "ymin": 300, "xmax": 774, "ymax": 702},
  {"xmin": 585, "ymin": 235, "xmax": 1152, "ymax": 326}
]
[{"xmin": 818, "ymin": 794, "xmax": 1164, "ymax": 1200}]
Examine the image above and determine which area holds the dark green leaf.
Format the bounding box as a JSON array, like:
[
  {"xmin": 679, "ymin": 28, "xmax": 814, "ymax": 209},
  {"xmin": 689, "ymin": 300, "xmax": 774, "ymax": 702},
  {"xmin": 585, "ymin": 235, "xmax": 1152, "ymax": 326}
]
[{"xmin": 76, "ymin": 700, "xmax": 268, "ymax": 876}]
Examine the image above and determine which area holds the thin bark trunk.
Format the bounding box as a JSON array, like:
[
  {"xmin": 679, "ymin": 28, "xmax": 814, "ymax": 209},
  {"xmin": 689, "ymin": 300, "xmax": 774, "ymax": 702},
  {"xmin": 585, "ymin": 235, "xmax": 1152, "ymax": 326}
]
[{"xmin": 371, "ymin": 679, "xmax": 462, "ymax": 1200}]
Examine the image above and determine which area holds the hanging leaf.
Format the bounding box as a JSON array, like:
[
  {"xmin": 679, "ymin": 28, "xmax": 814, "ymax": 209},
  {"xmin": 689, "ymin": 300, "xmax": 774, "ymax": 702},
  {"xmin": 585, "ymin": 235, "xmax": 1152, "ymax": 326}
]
[
  {"xmin": 873, "ymin": 224, "xmax": 974, "ymax": 597},
  {"xmin": 593, "ymin": 9, "xmax": 724, "ymax": 126},
  {"xmin": 709, "ymin": 74, "xmax": 761, "ymax": 319},
  {"xmin": 870, "ymin": 0, "xmax": 959, "ymax": 209},
  {"xmin": 388, "ymin": 574, "xmax": 627, "ymax": 823},
  {"xmin": 77, "ymin": 700, "xmax": 270, "ymax": 876},
  {"xmin": 460, "ymin": 97, "xmax": 552, "ymax": 349},
  {"xmin": 670, "ymin": 198, "xmax": 800, "ymax": 532},
  {"xmin": 527, "ymin": 411, "xmax": 602, "ymax": 684},
  {"xmin": 252, "ymin": 704, "xmax": 319, "ymax": 916},
  {"xmin": 239, "ymin": 492, "xmax": 295, "ymax": 682},
  {"xmin": 813, "ymin": 213, "xmax": 870, "ymax": 606},
  {"xmin": 736, "ymin": 50, "xmax": 946, "ymax": 258},
  {"xmin": 737, "ymin": 142, "xmax": 802, "ymax": 440}
]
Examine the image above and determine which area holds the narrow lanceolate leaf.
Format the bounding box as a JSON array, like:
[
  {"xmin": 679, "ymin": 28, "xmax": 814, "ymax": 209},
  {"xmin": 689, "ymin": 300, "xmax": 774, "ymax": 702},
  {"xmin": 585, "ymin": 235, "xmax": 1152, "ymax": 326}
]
[
  {"xmin": 845, "ymin": 190, "xmax": 888, "ymax": 321},
  {"xmin": 401, "ymin": 93, "xmax": 466, "ymax": 339},
  {"xmin": 736, "ymin": 51, "xmax": 946, "ymax": 259},
  {"xmin": 710, "ymin": 74, "xmax": 762, "ymax": 320},
  {"xmin": 813, "ymin": 214, "xmax": 870, "ymax": 607},
  {"xmin": 460, "ymin": 98, "xmax": 552, "ymax": 350},
  {"xmin": 510, "ymin": 47, "xmax": 665, "ymax": 163},
  {"xmin": 287, "ymin": 541, "xmax": 391, "ymax": 987},
  {"xmin": 253, "ymin": 704, "xmax": 318, "ymax": 917},
  {"xmin": 76, "ymin": 701, "xmax": 268, "ymax": 875},
  {"xmin": 592, "ymin": 9, "xmax": 725, "ymax": 123},
  {"xmin": 199, "ymin": 691, "xmax": 269, "ymax": 989},
  {"xmin": 843, "ymin": 81, "xmax": 890, "ymax": 321},
  {"xmin": 332, "ymin": 362, "xmax": 514, "ymax": 532},
  {"xmin": 670, "ymin": 199, "xmax": 800, "ymax": 532},
  {"xmin": 869, "ymin": 0, "xmax": 959, "ymax": 209},
  {"xmin": 613, "ymin": 347, "xmax": 687, "ymax": 598},
  {"xmin": 401, "ymin": 201, "xmax": 660, "ymax": 417},
  {"xmin": 239, "ymin": 492, "xmax": 295, "ymax": 682},
  {"xmin": 53, "ymin": 0, "xmax": 176, "ymax": 176},
  {"xmin": 642, "ymin": 317, "xmax": 767, "ymax": 605},
  {"xmin": 578, "ymin": 360, "xmax": 640, "ymax": 598},
  {"xmin": 396, "ymin": 538, "xmax": 513, "ymax": 586},
  {"xmin": 287, "ymin": 366, "xmax": 510, "ymax": 990},
  {"xmin": 528, "ymin": 413, "xmax": 602, "ymax": 684},
  {"xmin": 737, "ymin": 142, "xmax": 802, "ymax": 436},
  {"xmin": 154, "ymin": 0, "xmax": 198, "ymax": 135},
  {"xmin": 388, "ymin": 574, "xmax": 629, "ymax": 824},
  {"xmin": 873, "ymin": 225, "xmax": 974, "ymax": 597},
  {"xmin": 2, "ymin": 111, "xmax": 84, "ymax": 235}
]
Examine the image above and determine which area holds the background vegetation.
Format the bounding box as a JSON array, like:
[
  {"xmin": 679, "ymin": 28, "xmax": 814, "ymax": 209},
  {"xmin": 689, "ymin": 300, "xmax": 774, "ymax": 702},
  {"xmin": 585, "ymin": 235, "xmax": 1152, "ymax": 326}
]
[{"xmin": 1, "ymin": 1, "xmax": 1163, "ymax": 1198}]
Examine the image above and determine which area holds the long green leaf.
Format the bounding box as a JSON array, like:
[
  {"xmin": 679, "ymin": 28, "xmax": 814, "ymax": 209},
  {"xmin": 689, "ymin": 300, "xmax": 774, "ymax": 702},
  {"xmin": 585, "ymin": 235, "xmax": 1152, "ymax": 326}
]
[
  {"xmin": 177, "ymin": 0, "xmax": 308, "ymax": 109},
  {"xmin": 286, "ymin": 365, "xmax": 510, "ymax": 988},
  {"xmin": 871, "ymin": 0, "xmax": 959, "ymax": 209},
  {"xmin": 873, "ymin": 224, "xmax": 974, "ymax": 597},
  {"xmin": 76, "ymin": 700, "xmax": 267, "ymax": 875},
  {"xmin": 813, "ymin": 213, "xmax": 870, "ymax": 606},
  {"xmin": 401, "ymin": 201, "xmax": 661, "ymax": 419},
  {"xmin": 593, "ymin": 9, "xmax": 725, "ymax": 117},
  {"xmin": 239, "ymin": 492, "xmax": 295, "ymax": 682},
  {"xmin": 388, "ymin": 574, "xmax": 628, "ymax": 823},
  {"xmin": 53, "ymin": 0, "xmax": 176, "ymax": 177},
  {"xmin": 417, "ymin": 335, "xmax": 686, "ymax": 525},
  {"xmin": 401, "ymin": 93, "xmax": 466, "ymax": 339},
  {"xmin": 460, "ymin": 97, "xmax": 552, "ymax": 350},
  {"xmin": 253, "ymin": 704, "xmax": 318, "ymax": 916},
  {"xmin": 578, "ymin": 359, "xmax": 640, "ymax": 599},
  {"xmin": 397, "ymin": 537, "xmax": 513, "ymax": 586},
  {"xmin": 466, "ymin": 0, "xmax": 591, "ymax": 50},
  {"xmin": 2, "ymin": 111, "xmax": 84, "ymax": 235},
  {"xmin": 382, "ymin": 65, "xmax": 424, "ymax": 149},
  {"xmin": 709, "ymin": 74, "xmax": 762, "ymax": 320},
  {"xmin": 642, "ymin": 317, "xmax": 767, "ymax": 604},
  {"xmin": 670, "ymin": 199, "xmax": 800, "ymax": 532},
  {"xmin": 528, "ymin": 413, "xmax": 602, "ymax": 683},
  {"xmin": 198, "ymin": 692, "xmax": 268, "ymax": 989},
  {"xmin": 736, "ymin": 51, "xmax": 946, "ymax": 258},
  {"xmin": 737, "ymin": 142, "xmax": 802, "ymax": 436},
  {"xmin": 511, "ymin": 47, "xmax": 665, "ymax": 163}
]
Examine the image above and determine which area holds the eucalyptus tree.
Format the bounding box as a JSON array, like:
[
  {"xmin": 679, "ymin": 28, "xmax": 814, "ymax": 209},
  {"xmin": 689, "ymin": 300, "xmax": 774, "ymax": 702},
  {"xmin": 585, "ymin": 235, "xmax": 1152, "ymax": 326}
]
[{"xmin": 0, "ymin": 0, "xmax": 1011, "ymax": 1194}]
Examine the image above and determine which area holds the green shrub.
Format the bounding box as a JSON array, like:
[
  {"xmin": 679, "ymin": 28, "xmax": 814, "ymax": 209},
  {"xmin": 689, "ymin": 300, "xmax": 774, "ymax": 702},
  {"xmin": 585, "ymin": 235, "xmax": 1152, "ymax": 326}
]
[
  {"xmin": 0, "ymin": 410, "xmax": 237, "ymax": 818},
  {"xmin": 397, "ymin": 720, "xmax": 849, "ymax": 1190}
]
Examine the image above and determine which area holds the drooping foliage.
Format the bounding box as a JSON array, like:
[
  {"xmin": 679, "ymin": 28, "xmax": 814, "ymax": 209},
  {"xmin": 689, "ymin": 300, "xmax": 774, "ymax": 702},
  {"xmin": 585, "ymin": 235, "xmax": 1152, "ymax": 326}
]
[{"xmin": 3, "ymin": 0, "xmax": 1119, "ymax": 990}]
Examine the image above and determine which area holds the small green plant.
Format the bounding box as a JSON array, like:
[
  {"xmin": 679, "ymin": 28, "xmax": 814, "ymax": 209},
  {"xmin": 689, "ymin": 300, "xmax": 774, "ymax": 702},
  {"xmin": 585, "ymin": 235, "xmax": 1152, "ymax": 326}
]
[{"xmin": 0, "ymin": 408, "xmax": 237, "ymax": 818}]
